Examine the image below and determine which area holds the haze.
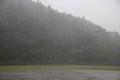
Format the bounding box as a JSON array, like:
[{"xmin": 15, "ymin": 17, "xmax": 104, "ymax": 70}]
[{"xmin": 33, "ymin": 0, "xmax": 120, "ymax": 32}]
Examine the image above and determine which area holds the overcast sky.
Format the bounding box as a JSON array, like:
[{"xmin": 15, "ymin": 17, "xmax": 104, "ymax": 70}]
[{"xmin": 32, "ymin": 0, "xmax": 120, "ymax": 32}]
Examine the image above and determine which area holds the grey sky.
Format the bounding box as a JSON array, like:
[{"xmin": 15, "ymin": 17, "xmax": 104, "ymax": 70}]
[{"xmin": 32, "ymin": 0, "xmax": 120, "ymax": 32}]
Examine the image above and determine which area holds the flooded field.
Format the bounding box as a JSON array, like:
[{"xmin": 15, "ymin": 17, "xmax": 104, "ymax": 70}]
[{"xmin": 0, "ymin": 70, "xmax": 120, "ymax": 80}]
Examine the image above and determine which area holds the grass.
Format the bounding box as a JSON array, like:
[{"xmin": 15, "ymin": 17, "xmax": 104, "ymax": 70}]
[{"xmin": 0, "ymin": 65, "xmax": 120, "ymax": 72}]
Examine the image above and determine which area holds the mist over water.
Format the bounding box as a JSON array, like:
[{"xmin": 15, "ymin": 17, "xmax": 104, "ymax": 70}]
[{"xmin": 0, "ymin": 1, "xmax": 120, "ymax": 80}]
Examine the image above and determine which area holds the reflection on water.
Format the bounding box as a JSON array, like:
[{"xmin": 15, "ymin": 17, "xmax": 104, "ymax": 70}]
[
  {"xmin": 85, "ymin": 76, "xmax": 99, "ymax": 80},
  {"xmin": 0, "ymin": 70, "xmax": 120, "ymax": 80},
  {"xmin": 0, "ymin": 79, "xmax": 33, "ymax": 80}
]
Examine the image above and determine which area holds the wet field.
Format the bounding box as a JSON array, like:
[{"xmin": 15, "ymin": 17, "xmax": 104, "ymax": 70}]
[{"xmin": 0, "ymin": 70, "xmax": 120, "ymax": 80}]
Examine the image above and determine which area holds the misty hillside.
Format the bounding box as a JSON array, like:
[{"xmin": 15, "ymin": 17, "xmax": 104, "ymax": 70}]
[{"xmin": 0, "ymin": 0, "xmax": 120, "ymax": 65}]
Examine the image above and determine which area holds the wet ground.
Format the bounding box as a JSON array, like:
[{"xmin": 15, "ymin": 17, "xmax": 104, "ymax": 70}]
[{"xmin": 0, "ymin": 70, "xmax": 120, "ymax": 80}]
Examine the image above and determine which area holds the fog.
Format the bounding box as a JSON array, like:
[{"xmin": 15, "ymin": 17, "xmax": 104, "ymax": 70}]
[
  {"xmin": 33, "ymin": 0, "xmax": 120, "ymax": 32},
  {"xmin": 1, "ymin": 0, "xmax": 120, "ymax": 66}
]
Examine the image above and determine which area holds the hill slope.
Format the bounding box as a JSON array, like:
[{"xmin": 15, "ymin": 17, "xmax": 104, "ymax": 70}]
[{"xmin": 0, "ymin": 0, "xmax": 120, "ymax": 65}]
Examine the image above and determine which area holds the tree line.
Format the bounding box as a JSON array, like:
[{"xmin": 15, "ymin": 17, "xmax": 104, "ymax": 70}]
[{"xmin": 0, "ymin": 0, "xmax": 120, "ymax": 65}]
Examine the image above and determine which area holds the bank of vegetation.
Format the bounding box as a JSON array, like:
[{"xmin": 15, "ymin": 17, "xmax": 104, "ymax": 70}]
[{"xmin": 0, "ymin": 0, "xmax": 120, "ymax": 65}]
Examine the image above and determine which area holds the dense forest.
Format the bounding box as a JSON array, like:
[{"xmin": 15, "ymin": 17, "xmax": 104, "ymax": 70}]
[{"xmin": 0, "ymin": 0, "xmax": 120, "ymax": 65}]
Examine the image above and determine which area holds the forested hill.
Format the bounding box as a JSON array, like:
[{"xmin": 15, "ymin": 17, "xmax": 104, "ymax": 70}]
[{"xmin": 0, "ymin": 0, "xmax": 120, "ymax": 65}]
